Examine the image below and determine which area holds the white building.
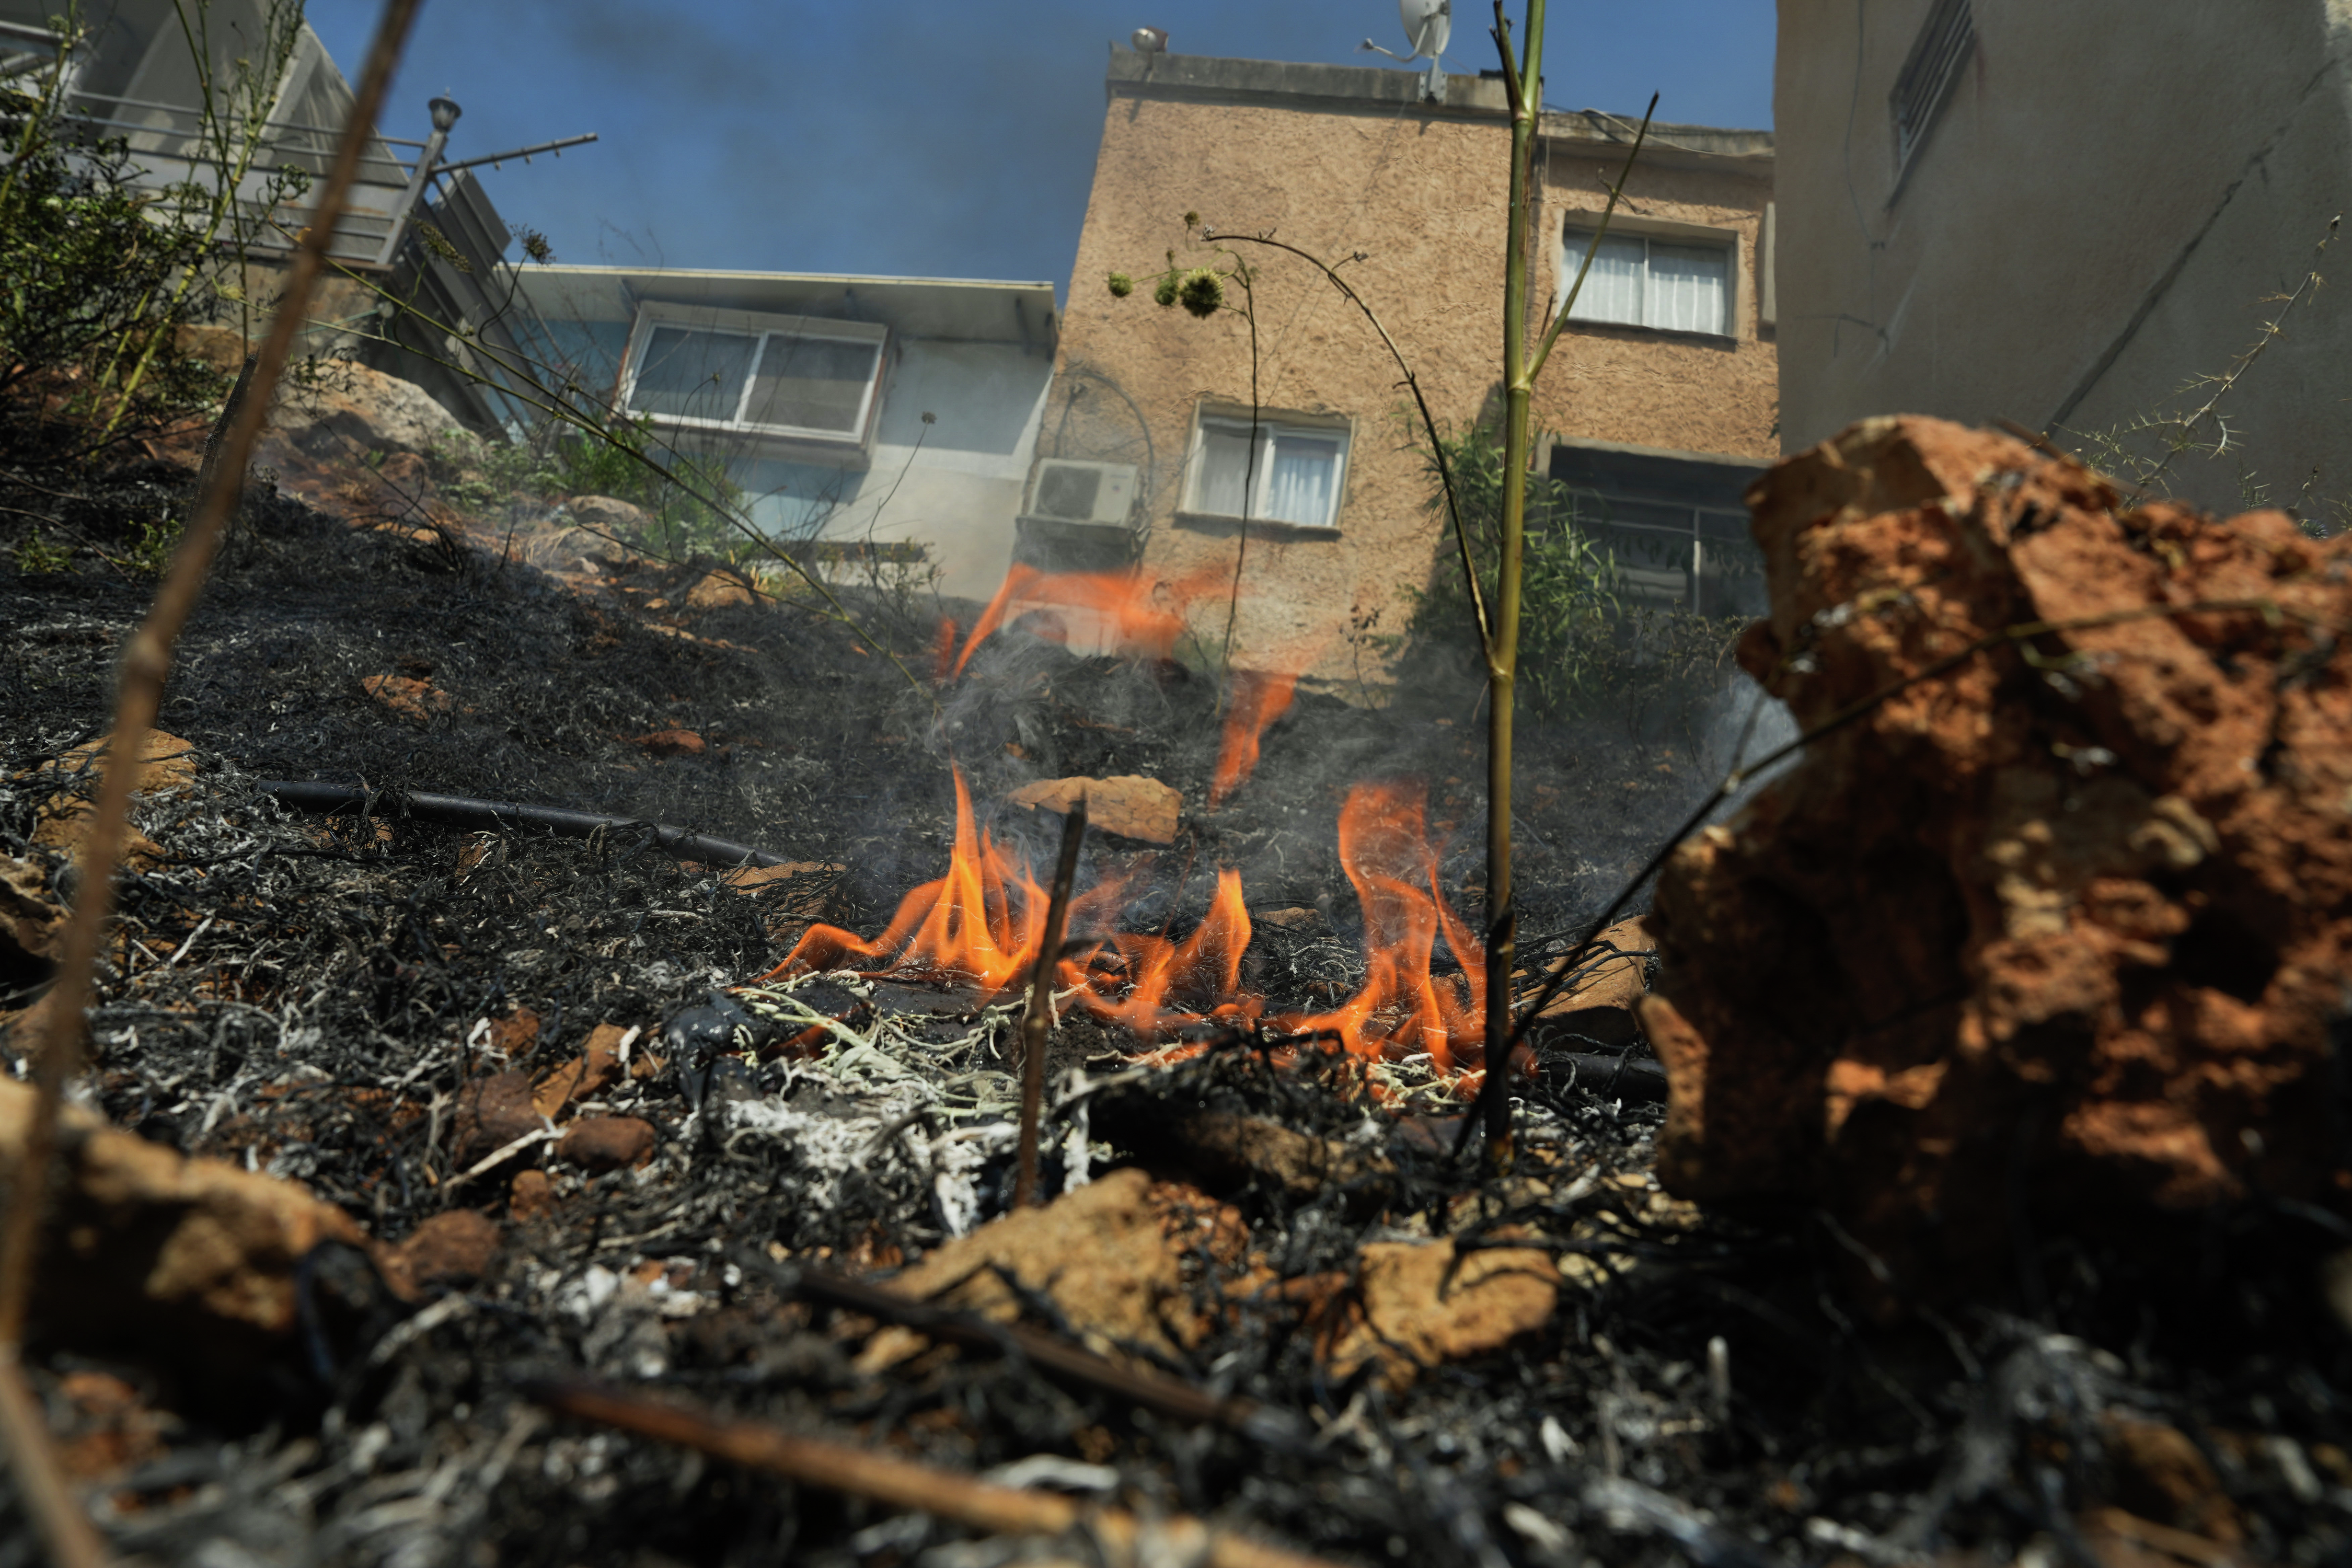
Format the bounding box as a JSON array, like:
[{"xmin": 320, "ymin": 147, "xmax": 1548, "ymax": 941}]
[{"xmin": 514, "ymin": 267, "xmax": 1057, "ymax": 602}]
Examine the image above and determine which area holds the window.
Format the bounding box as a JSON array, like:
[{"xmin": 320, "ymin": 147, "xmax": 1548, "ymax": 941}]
[
  {"xmin": 1562, "ymin": 228, "xmax": 1733, "ymax": 337},
  {"xmin": 1890, "ymin": 0, "xmax": 1973, "ymax": 181},
  {"xmin": 1548, "ymin": 441, "xmax": 1769, "ymax": 618},
  {"xmin": 621, "ymin": 306, "xmax": 884, "ymax": 446},
  {"xmin": 1184, "ymin": 412, "xmax": 1350, "ymax": 529}
]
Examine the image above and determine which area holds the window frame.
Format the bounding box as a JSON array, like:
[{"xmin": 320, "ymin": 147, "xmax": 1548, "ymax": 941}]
[
  {"xmin": 618, "ymin": 301, "xmax": 887, "ymax": 454},
  {"xmin": 1557, "ymin": 221, "xmax": 1740, "ymax": 340},
  {"xmin": 1180, "ymin": 406, "xmax": 1353, "ymax": 531},
  {"xmin": 1544, "ymin": 437, "xmax": 1771, "ymax": 618},
  {"xmin": 1888, "ymin": 0, "xmax": 1975, "ymax": 197}
]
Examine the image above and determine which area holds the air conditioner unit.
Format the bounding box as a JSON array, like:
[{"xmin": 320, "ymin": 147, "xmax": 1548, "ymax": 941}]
[{"xmin": 1027, "ymin": 459, "xmax": 1137, "ymax": 527}]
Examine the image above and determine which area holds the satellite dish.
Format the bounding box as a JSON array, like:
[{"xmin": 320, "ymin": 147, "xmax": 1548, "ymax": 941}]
[
  {"xmin": 1400, "ymin": 0, "xmax": 1450, "ymax": 60},
  {"xmin": 1358, "ymin": 0, "xmax": 1449, "ymax": 102},
  {"xmin": 1132, "ymin": 26, "xmax": 1167, "ymax": 53}
]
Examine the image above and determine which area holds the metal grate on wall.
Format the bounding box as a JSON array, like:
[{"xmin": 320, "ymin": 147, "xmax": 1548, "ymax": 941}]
[{"xmin": 1889, "ymin": 0, "xmax": 1974, "ymax": 178}]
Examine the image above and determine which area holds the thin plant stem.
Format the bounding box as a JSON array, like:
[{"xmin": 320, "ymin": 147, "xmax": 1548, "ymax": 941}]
[
  {"xmin": 0, "ymin": 0, "xmax": 424, "ymax": 1353},
  {"xmin": 1475, "ymin": 0, "xmax": 1547, "ymax": 1171},
  {"xmin": 94, "ymin": 0, "xmax": 304, "ymax": 449},
  {"xmin": 525, "ymin": 1376, "xmax": 1342, "ymax": 1568},
  {"xmin": 1204, "ymin": 232, "xmax": 1492, "ymax": 655},
  {"xmin": 0, "ymin": 1353, "xmax": 108, "ymax": 1568},
  {"xmin": 1526, "ymin": 94, "xmax": 1658, "ymax": 385},
  {"xmin": 1218, "ymin": 261, "xmax": 1261, "ymax": 694},
  {"xmin": 2143, "ymin": 214, "xmax": 2339, "ymax": 489}
]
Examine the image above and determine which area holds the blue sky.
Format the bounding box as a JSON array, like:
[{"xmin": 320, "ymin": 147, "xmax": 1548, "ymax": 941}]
[{"xmin": 303, "ymin": 1, "xmax": 1774, "ymax": 296}]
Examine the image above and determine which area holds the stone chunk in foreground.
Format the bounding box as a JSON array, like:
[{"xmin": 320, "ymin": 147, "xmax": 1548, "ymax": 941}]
[
  {"xmin": 878, "ymin": 1167, "xmax": 1242, "ymax": 1358},
  {"xmin": 1641, "ymin": 416, "xmax": 2352, "ymax": 1299},
  {"xmin": 1325, "ymin": 1237, "xmax": 1559, "ymax": 1390},
  {"xmin": 0, "ymin": 1073, "xmax": 365, "ymax": 1349},
  {"xmin": 1007, "ymin": 775, "xmax": 1181, "ymax": 844}
]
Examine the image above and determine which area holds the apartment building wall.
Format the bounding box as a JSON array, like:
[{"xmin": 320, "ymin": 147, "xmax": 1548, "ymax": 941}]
[{"xmin": 1043, "ymin": 51, "xmax": 1777, "ymax": 684}]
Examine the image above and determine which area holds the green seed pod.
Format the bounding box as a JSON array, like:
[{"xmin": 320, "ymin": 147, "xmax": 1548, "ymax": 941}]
[
  {"xmin": 1106, "ymin": 271, "xmax": 1135, "ymax": 298},
  {"xmin": 1178, "ymin": 267, "xmax": 1224, "ymax": 318},
  {"xmin": 1154, "ymin": 275, "xmax": 1180, "ymax": 308}
]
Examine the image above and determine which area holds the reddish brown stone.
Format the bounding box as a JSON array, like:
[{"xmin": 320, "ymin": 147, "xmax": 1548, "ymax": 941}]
[
  {"xmin": 487, "ymin": 1006, "xmax": 540, "ymax": 1059},
  {"xmin": 532, "ymin": 1022, "xmax": 630, "ymax": 1119},
  {"xmin": 557, "ymin": 1115, "xmax": 656, "ymax": 1172},
  {"xmin": 630, "ymin": 727, "xmax": 706, "ymax": 757},
  {"xmin": 2102, "ymin": 1413, "xmax": 2240, "ymax": 1543},
  {"xmin": 362, "ymin": 673, "xmax": 453, "ymax": 724},
  {"xmin": 509, "ymin": 1168, "xmax": 556, "ymax": 1221},
  {"xmin": 1643, "ymin": 416, "xmax": 2352, "ymax": 1299},
  {"xmin": 381, "ymin": 1209, "xmax": 501, "ymax": 1299},
  {"xmin": 450, "ymin": 1071, "xmax": 538, "ymax": 1168}
]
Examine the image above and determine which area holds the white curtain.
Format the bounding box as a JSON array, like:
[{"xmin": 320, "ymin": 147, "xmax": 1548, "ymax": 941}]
[
  {"xmin": 1193, "ymin": 422, "xmax": 1252, "ymax": 516},
  {"xmin": 1646, "ymin": 241, "xmax": 1730, "ymax": 335},
  {"xmin": 1564, "ymin": 232, "xmax": 1646, "ymax": 326},
  {"xmin": 1264, "ymin": 433, "xmax": 1340, "ymax": 526}
]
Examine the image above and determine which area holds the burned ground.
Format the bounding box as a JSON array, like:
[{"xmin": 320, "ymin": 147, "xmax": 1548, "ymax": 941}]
[{"xmin": 3, "ymin": 457, "xmax": 2349, "ymax": 1568}]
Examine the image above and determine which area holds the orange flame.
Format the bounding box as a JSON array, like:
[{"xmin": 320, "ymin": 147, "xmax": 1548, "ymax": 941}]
[
  {"xmin": 1282, "ymin": 781, "xmax": 1483, "ymax": 1071},
  {"xmin": 759, "ymin": 770, "xmax": 1484, "ymax": 1081},
  {"xmin": 951, "ymin": 564, "xmax": 1231, "ymax": 676},
  {"xmin": 1208, "ymin": 668, "xmax": 1299, "ymax": 808}
]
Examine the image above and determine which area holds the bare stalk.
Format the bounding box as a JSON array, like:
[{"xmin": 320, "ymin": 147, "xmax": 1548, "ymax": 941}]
[
  {"xmin": 1473, "ymin": 0, "xmax": 1547, "ymax": 1172},
  {"xmin": 0, "ymin": 1351, "xmax": 108, "ymax": 1568},
  {"xmin": 0, "ymin": 0, "xmax": 424, "ymax": 1352},
  {"xmin": 1014, "ymin": 797, "xmax": 1086, "ymax": 1208},
  {"xmin": 526, "ymin": 1376, "xmax": 1342, "ymax": 1568},
  {"xmin": 2145, "ymin": 214, "xmax": 2339, "ymax": 488},
  {"xmin": 1204, "ymin": 232, "xmax": 1492, "ymax": 654}
]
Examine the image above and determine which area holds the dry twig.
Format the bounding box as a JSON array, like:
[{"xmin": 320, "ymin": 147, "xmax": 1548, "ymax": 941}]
[
  {"xmin": 0, "ymin": 5, "xmax": 423, "ymax": 1563},
  {"xmin": 526, "ymin": 1376, "xmax": 1341, "ymax": 1568},
  {"xmin": 754, "ymin": 1253, "xmax": 1305, "ymax": 1445}
]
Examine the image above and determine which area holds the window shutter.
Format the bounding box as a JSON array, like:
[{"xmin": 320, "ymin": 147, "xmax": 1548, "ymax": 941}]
[{"xmin": 1890, "ymin": 0, "xmax": 1974, "ymax": 179}]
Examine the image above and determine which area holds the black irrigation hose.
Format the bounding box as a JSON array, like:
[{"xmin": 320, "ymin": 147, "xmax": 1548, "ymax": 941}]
[
  {"xmin": 257, "ymin": 781, "xmax": 791, "ymax": 868},
  {"xmin": 1548, "ymin": 1052, "xmax": 1668, "ymax": 1103}
]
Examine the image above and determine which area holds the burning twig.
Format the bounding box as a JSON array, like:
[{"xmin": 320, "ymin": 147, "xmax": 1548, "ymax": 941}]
[
  {"xmin": 524, "ymin": 1376, "xmax": 1344, "ymax": 1568},
  {"xmin": 0, "ymin": 4, "xmax": 422, "ymax": 1561},
  {"xmin": 1016, "ymin": 794, "xmax": 1087, "ymax": 1207}
]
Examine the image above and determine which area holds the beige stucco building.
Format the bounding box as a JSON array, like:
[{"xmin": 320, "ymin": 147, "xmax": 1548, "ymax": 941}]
[
  {"xmin": 1774, "ymin": 0, "xmax": 2352, "ymax": 518},
  {"xmin": 1034, "ymin": 51, "xmax": 1779, "ymax": 686}
]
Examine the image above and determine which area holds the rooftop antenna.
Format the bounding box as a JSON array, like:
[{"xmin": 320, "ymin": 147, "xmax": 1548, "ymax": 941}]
[{"xmin": 1359, "ymin": 0, "xmax": 1449, "ymax": 104}]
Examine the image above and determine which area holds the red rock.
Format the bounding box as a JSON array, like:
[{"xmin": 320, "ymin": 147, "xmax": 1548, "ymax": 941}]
[
  {"xmin": 1642, "ymin": 416, "xmax": 2352, "ymax": 1301},
  {"xmin": 1524, "ymin": 916, "xmax": 1653, "ymax": 1051},
  {"xmin": 1323, "ymin": 1238, "xmax": 1559, "ymax": 1390},
  {"xmin": 450, "ymin": 1071, "xmax": 538, "ymax": 1168},
  {"xmin": 487, "ymin": 1006, "xmax": 540, "ymax": 1059},
  {"xmin": 531, "ymin": 1022, "xmax": 630, "ymax": 1119},
  {"xmin": 0, "ymin": 1074, "xmax": 366, "ymax": 1348},
  {"xmin": 1007, "ymin": 774, "xmax": 1180, "ymax": 844},
  {"xmin": 381, "ymin": 1209, "xmax": 501, "ymax": 1299},
  {"xmin": 684, "ymin": 569, "xmax": 757, "ymax": 610},
  {"xmin": 509, "ymin": 1169, "xmax": 556, "ymax": 1221},
  {"xmin": 362, "ymin": 673, "xmax": 453, "ymax": 724},
  {"xmin": 630, "ymin": 727, "xmax": 706, "ymax": 757},
  {"xmin": 1, "ymin": 856, "xmax": 65, "ymax": 973},
  {"xmin": 557, "ymin": 1115, "xmax": 656, "ymax": 1172}
]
